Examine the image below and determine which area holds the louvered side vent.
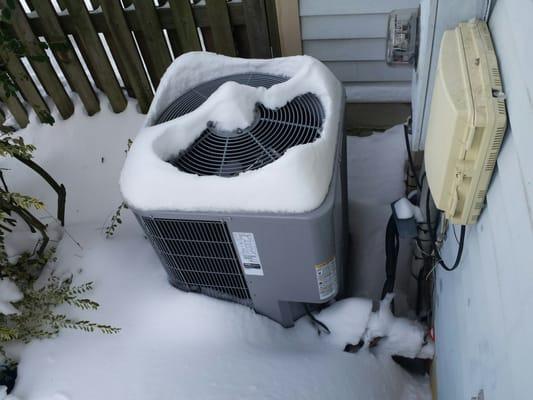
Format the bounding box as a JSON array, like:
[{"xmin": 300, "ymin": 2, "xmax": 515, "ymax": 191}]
[{"xmin": 140, "ymin": 217, "xmax": 252, "ymax": 305}]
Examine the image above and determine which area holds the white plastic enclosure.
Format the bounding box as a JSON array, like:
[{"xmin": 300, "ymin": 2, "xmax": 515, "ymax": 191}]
[{"xmin": 424, "ymin": 20, "xmax": 506, "ymax": 225}]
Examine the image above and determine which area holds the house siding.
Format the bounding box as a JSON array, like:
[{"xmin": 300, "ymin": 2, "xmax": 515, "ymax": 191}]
[
  {"xmin": 429, "ymin": 0, "xmax": 533, "ymax": 398},
  {"xmin": 299, "ymin": 0, "xmax": 419, "ymax": 102}
]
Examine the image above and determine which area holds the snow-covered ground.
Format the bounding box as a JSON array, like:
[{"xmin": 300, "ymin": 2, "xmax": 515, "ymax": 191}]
[{"xmin": 1, "ymin": 95, "xmax": 430, "ymax": 400}]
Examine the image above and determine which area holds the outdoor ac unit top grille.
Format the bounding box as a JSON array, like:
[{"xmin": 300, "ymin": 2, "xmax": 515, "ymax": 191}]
[
  {"xmin": 156, "ymin": 73, "xmax": 288, "ymax": 123},
  {"xmin": 141, "ymin": 217, "xmax": 252, "ymax": 304},
  {"xmin": 155, "ymin": 73, "xmax": 325, "ymax": 177}
]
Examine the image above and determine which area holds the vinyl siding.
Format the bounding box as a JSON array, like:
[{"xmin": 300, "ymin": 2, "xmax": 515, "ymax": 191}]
[{"xmin": 299, "ymin": 0, "xmax": 419, "ymax": 102}]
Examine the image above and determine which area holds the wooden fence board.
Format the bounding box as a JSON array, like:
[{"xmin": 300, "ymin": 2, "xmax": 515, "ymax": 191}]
[
  {"xmin": 166, "ymin": 29, "xmax": 183, "ymax": 58},
  {"xmin": 6, "ymin": 0, "xmax": 74, "ymax": 119},
  {"xmin": 168, "ymin": 0, "xmax": 201, "ymax": 52},
  {"xmin": 233, "ymin": 25, "xmax": 251, "ymax": 57},
  {"xmin": 27, "ymin": 5, "xmax": 246, "ymax": 35},
  {"xmin": 1, "ymin": 0, "xmax": 278, "ymax": 125},
  {"xmin": 62, "ymin": 0, "xmax": 127, "ymax": 113},
  {"xmin": 206, "ymin": 0, "xmax": 236, "ymax": 56},
  {"xmin": 264, "ymin": 0, "xmax": 281, "ymax": 57},
  {"xmin": 132, "ymin": 32, "xmax": 158, "ymax": 88},
  {"xmin": 242, "ymin": 0, "xmax": 271, "ymax": 58},
  {"xmin": 99, "ymin": 0, "xmax": 153, "ymax": 113},
  {"xmin": 0, "ymin": 49, "xmax": 50, "ymax": 123},
  {"xmin": 102, "ymin": 32, "xmax": 135, "ymax": 97},
  {"xmin": 132, "ymin": 0, "xmax": 171, "ymax": 87},
  {"xmin": 32, "ymin": 0, "xmax": 100, "ymax": 116},
  {"xmin": 0, "ymin": 89, "xmax": 28, "ymax": 128},
  {"xmin": 71, "ymin": 32, "xmax": 102, "ymax": 90}
]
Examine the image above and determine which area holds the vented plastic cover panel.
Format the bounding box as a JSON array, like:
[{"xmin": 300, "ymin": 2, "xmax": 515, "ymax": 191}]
[
  {"xmin": 141, "ymin": 217, "xmax": 252, "ymax": 305},
  {"xmin": 155, "ymin": 73, "xmax": 325, "ymax": 177}
]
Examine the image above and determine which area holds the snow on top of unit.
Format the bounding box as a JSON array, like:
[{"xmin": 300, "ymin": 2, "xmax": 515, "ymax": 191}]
[
  {"xmin": 120, "ymin": 52, "xmax": 344, "ymax": 213},
  {"xmin": 200, "ymin": 81, "xmax": 264, "ymax": 132}
]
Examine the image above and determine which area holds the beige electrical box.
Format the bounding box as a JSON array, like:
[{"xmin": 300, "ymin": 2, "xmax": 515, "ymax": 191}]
[{"xmin": 425, "ymin": 20, "xmax": 507, "ymax": 225}]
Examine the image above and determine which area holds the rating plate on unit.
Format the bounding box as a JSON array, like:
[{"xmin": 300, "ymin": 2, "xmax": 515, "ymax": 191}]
[
  {"xmin": 233, "ymin": 232, "xmax": 264, "ymax": 276},
  {"xmin": 315, "ymin": 257, "xmax": 337, "ymax": 300}
]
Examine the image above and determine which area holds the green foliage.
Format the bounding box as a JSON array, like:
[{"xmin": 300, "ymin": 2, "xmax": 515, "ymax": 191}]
[
  {"xmin": 0, "ymin": 131, "xmax": 35, "ymax": 158},
  {"xmin": 0, "ymin": 124, "xmax": 119, "ymax": 364},
  {"xmin": 1, "ymin": 267, "xmax": 120, "ymax": 348},
  {"xmin": 105, "ymin": 139, "xmax": 133, "ymax": 238},
  {"xmin": 105, "ymin": 202, "xmax": 127, "ymax": 238}
]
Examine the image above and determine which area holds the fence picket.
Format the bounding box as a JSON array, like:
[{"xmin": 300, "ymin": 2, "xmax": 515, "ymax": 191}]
[
  {"xmin": 242, "ymin": 0, "xmax": 271, "ymax": 58},
  {"xmin": 0, "ymin": 49, "xmax": 51, "ymax": 123},
  {"xmin": 102, "ymin": 33, "xmax": 135, "ymax": 98},
  {"xmin": 264, "ymin": 0, "xmax": 281, "ymax": 57},
  {"xmin": 0, "ymin": 0, "xmax": 278, "ymax": 126},
  {"xmin": 206, "ymin": 0, "xmax": 236, "ymax": 56},
  {"xmin": 62, "ymin": 0, "xmax": 127, "ymax": 113},
  {"xmin": 166, "ymin": 29, "xmax": 183, "ymax": 58},
  {"xmin": 132, "ymin": 0, "xmax": 171, "ymax": 88},
  {"xmin": 100, "ymin": 0, "xmax": 153, "ymax": 113},
  {"xmin": 32, "ymin": 0, "xmax": 100, "ymax": 116},
  {"xmin": 168, "ymin": 0, "xmax": 201, "ymax": 52},
  {"xmin": 0, "ymin": 90, "xmax": 28, "ymax": 128},
  {"xmin": 5, "ymin": 0, "xmax": 74, "ymax": 119}
]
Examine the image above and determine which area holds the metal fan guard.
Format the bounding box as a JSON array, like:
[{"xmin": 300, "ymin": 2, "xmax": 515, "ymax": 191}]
[{"xmin": 155, "ymin": 73, "xmax": 324, "ymax": 177}]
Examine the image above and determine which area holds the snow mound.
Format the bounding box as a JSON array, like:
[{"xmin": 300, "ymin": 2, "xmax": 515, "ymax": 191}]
[
  {"xmin": 10, "ymin": 222, "xmax": 430, "ymax": 400},
  {"xmin": 120, "ymin": 52, "xmax": 344, "ymax": 213},
  {"xmin": 0, "ymin": 278, "xmax": 23, "ymax": 315},
  {"xmin": 365, "ymin": 294, "xmax": 434, "ymax": 359}
]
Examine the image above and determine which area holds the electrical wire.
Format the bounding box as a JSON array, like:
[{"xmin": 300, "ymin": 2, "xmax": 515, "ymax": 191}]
[
  {"xmin": 425, "ymin": 190, "xmax": 466, "ymax": 271},
  {"xmin": 304, "ymin": 304, "xmax": 331, "ymax": 335},
  {"xmin": 403, "ymin": 123, "xmax": 466, "ymax": 272},
  {"xmin": 381, "ymin": 215, "xmax": 399, "ymax": 299},
  {"xmin": 404, "ymin": 124, "xmax": 422, "ymax": 190}
]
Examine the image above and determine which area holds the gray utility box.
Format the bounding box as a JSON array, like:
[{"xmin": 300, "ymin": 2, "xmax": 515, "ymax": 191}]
[
  {"xmin": 131, "ymin": 73, "xmax": 348, "ymax": 327},
  {"xmin": 134, "ymin": 131, "xmax": 347, "ymax": 327}
]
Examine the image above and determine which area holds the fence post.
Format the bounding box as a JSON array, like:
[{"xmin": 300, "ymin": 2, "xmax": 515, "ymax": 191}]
[
  {"xmin": 168, "ymin": 0, "xmax": 202, "ymax": 53},
  {"xmin": 32, "ymin": 0, "xmax": 100, "ymax": 116},
  {"xmin": 132, "ymin": 0, "xmax": 172, "ymax": 88},
  {"xmin": 5, "ymin": 0, "xmax": 74, "ymax": 119},
  {"xmin": 0, "ymin": 89, "xmax": 28, "ymax": 128},
  {"xmin": 206, "ymin": 0, "xmax": 237, "ymax": 56},
  {"xmin": 62, "ymin": 0, "xmax": 127, "ymax": 113},
  {"xmin": 99, "ymin": 0, "xmax": 153, "ymax": 113},
  {"xmin": 242, "ymin": 0, "xmax": 271, "ymax": 58},
  {"xmin": 0, "ymin": 49, "xmax": 50, "ymax": 123},
  {"xmin": 264, "ymin": 0, "xmax": 281, "ymax": 57}
]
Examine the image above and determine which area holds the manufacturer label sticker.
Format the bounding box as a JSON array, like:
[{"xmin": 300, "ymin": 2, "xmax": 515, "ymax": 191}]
[
  {"xmin": 233, "ymin": 232, "xmax": 264, "ymax": 276},
  {"xmin": 315, "ymin": 257, "xmax": 337, "ymax": 300}
]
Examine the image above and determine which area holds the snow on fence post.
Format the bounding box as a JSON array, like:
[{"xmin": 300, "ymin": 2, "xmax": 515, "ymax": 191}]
[{"xmin": 0, "ymin": 0, "xmax": 281, "ymax": 128}]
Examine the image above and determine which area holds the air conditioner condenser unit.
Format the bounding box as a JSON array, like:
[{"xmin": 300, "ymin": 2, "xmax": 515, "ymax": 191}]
[{"xmin": 120, "ymin": 53, "xmax": 347, "ymax": 327}]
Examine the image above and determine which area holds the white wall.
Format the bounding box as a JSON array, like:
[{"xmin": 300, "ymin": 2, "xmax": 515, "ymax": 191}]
[
  {"xmin": 423, "ymin": 0, "xmax": 533, "ymax": 398},
  {"xmin": 299, "ymin": 0, "xmax": 419, "ymax": 103}
]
